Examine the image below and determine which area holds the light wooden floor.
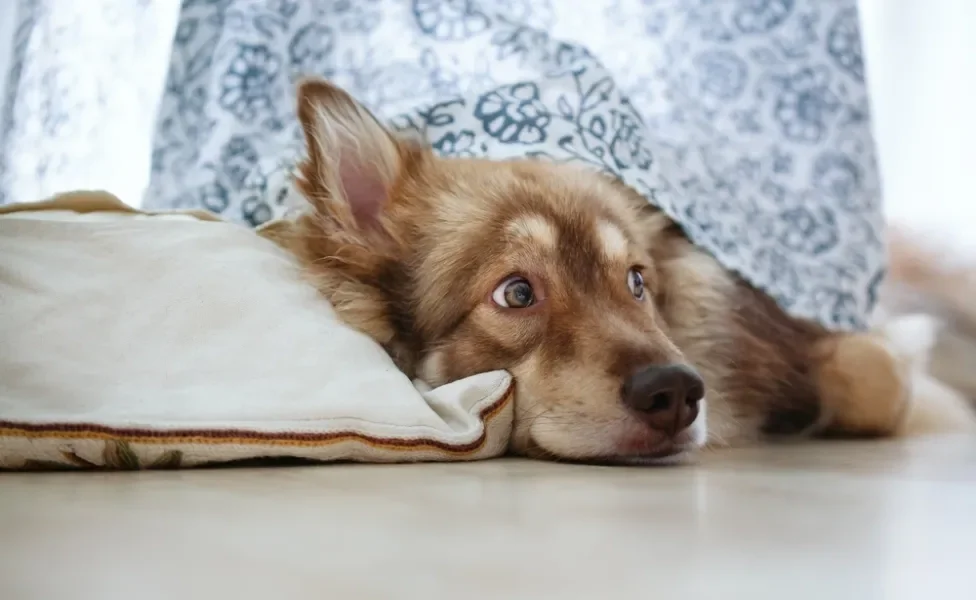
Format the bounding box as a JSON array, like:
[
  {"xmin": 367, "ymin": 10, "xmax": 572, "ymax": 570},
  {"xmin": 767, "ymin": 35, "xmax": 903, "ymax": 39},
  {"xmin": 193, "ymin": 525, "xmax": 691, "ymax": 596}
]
[{"xmin": 2, "ymin": 435, "xmax": 975, "ymax": 600}]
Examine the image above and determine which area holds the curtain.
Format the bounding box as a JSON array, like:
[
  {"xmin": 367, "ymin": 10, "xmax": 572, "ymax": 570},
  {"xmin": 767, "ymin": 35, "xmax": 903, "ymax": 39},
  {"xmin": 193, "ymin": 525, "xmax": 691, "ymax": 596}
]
[
  {"xmin": 143, "ymin": 0, "xmax": 882, "ymax": 329},
  {"xmin": 0, "ymin": 0, "xmax": 883, "ymax": 330},
  {"xmin": 0, "ymin": 0, "xmax": 178, "ymax": 206}
]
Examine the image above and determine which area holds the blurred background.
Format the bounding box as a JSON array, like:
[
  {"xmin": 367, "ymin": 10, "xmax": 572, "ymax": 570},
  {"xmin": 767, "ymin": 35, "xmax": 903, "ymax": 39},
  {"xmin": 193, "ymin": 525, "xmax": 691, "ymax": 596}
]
[
  {"xmin": 0, "ymin": 0, "xmax": 973, "ymax": 255},
  {"xmin": 858, "ymin": 0, "xmax": 976, "ymax": 260}
]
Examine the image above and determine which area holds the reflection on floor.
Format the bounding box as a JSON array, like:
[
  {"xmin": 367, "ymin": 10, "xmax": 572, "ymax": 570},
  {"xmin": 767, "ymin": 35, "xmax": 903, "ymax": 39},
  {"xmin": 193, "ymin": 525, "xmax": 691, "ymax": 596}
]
[{"xmin": 2, "ymin": 435, "xmax": 975, "ymax": 600}]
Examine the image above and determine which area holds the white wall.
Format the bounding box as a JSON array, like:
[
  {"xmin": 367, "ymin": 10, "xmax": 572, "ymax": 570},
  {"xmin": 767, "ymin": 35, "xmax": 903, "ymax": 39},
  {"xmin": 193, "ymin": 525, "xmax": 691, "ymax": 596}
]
[{"xmin": 860, "ymin": 0, "xmax": 976, "ymax": 258}]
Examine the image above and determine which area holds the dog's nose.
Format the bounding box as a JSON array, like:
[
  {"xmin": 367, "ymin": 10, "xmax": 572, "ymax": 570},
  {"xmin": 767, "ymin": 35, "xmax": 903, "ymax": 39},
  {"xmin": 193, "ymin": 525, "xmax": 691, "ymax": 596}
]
[{"xmin": 621, "ymin": 364, "xmax": 704, "ymax": 435}]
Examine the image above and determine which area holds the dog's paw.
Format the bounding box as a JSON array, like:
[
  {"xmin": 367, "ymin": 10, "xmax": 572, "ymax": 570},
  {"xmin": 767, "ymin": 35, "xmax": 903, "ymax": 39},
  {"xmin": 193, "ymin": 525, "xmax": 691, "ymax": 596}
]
[{"xmin": 814, "ymin": 332, "xmax": 911, "ymax": 437}]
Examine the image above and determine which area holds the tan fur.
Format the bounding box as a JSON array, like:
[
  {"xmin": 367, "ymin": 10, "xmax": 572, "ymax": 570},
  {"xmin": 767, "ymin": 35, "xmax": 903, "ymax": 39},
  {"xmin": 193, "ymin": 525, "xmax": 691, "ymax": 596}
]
[
  {"xmin": 885, "ymin": 228, "xmax": 976, "ymax": 400},
  {"xmin": 506, "ymin": 215, "xmax": 558, "ymax": 250},
  {"xmin": 812, "ymin": 334, "xmax": 910, "ymax": 435},
  {"xmin": 280, "ymin": 79, "xmax": 914, "ymax": 462},
  {"xmin": 596, "ymin": 220, "xmax": 629, "ymax": 261}
]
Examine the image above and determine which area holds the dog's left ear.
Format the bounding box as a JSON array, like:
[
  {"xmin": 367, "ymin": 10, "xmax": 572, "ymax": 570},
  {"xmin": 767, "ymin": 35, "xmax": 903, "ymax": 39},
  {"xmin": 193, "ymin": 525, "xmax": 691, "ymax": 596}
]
[{"xmin": 295, "ymin": 78, "xmax": 403, "ymax": 234}]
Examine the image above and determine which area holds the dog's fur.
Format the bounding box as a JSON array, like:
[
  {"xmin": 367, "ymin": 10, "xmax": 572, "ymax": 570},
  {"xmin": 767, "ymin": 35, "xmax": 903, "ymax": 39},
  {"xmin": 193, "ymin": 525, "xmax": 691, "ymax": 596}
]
[
  {"xmin": 884, "ymin": 229, "xmax": 976, "ymax": 400},
  {"xmin": 278, "ymin": 79, "xmax": 911, "ymax": 463}
]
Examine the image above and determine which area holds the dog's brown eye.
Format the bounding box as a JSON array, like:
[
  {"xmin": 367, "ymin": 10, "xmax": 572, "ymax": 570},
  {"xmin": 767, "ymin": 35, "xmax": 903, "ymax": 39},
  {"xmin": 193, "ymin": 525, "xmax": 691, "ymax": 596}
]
[
  {"xmin": 627, "ymin": 268, "xmax": 645, "ymax": 300},
  {"xmin": 492, "ymin": 276, "xmax": 535, "ymax": 308}
]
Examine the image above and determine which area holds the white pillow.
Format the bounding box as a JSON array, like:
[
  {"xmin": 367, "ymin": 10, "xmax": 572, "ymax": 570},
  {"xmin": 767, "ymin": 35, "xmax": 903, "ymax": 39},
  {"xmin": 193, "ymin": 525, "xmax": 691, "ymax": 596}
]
[{"xmin": 0, "ymin": 193, "xmax": 512, "ymax": 469}]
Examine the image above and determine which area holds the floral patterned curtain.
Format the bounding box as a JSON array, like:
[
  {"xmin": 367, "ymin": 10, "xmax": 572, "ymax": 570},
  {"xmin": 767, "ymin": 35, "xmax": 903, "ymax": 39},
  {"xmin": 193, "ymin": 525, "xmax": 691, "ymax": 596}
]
[
  {"xmin": 0, "ymin": 0, "xmax": 882, "ymax": 329},
  {"xmin": 0, "ymin": 0, "xmax": 178, "ymax": 206},
  {"xmin": 144, "ymin": 0, "xmax": 882, "ymax": 329}
]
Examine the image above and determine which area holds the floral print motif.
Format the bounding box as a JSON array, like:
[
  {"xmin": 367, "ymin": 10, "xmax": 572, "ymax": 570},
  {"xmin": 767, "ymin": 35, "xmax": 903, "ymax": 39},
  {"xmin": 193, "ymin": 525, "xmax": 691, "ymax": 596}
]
[
  {"xmin": 605, "ymin": 110, "xmax": 650, "ymax": 170},
  {"xmin": 827, "ymin": 7, "xmax": 865, "ymax": 82},
  {"xmin": 196, "ymin": 181, "xmax": 231, "ymax": 213},
  {"xmin": 320, "ymin": 0, "xmax": 383, "ymax": 34},
  {"xmin": 219, "ymin": 44, "xmax": 281, "ymax": 122},
  {"xmin": 141, "ymin": 0, "xmax": 882, "ymax": 330},
  {"xmin": 433, "ymin": 130, "xmax": 477, "ymax": 156},
  {"xmin": 812, "ymin": 152, "xmax": 862, "ymax": 209},
  {"xmin": 774, "ymin": 67, "xmax": 840, "ymax": 144},
  {"xmin": 694, "ymin": 51, "xmax": 749, "ymax": 100},
  {"xmin": 220, "ymin": 135, "xmax": 261, "ymax": 190},
  {"xmin": 412, "ymin": 0, "xmax": 490, "ymax": 40},
  {"xmin": 288, "ymin": 23, "xmax": 334, "ymax": 73},
  {"xmin": 734, "ymin": 0, "xmax": 796, "ymax": 34},
  {"xmin": 242, "ymin": 193, "xmax": 273, "ymax": 226},
  {"xmin": 474, "ymin": 82, "xmax": 551, "ymax": 144},
  {"xmin": 548, "ymin": 42, "xmax": 593, "ymax": 77},
  {"xmin": 752, "ymin": 247, "xmax": 802, "ymax": 309},
  {"xmin": 777, "ymin": 205, "xmax": 839, "ymax": 256},
  {"xmin": 17, "ymin": 440, "xmax": 184, "ymax": 471}
]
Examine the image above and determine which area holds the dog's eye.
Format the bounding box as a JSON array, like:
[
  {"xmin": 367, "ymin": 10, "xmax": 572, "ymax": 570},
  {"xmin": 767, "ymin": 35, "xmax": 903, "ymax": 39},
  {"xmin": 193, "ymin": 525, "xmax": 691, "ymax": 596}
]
[
  {"xmin": 627, "ymin": 268, "xmax": 645, "ymax": 300},
  {"xmin": 492, "ymin": 276, "xmax": 535, "ymax": 308}
]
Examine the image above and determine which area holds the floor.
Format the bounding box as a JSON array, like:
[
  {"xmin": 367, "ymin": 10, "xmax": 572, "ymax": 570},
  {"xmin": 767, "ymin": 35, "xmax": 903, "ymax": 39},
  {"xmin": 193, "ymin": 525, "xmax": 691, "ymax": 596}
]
[{"xmin": 2, "ymin": 436, "xmax": 975, "ymax": 600}]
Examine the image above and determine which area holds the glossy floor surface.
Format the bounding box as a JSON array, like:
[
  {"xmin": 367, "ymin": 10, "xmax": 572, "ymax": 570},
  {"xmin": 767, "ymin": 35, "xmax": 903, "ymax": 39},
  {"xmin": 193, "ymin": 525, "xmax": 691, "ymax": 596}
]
[{"xmin": 2, "ymin": 436, "xmax": 975, "ymax": 600}]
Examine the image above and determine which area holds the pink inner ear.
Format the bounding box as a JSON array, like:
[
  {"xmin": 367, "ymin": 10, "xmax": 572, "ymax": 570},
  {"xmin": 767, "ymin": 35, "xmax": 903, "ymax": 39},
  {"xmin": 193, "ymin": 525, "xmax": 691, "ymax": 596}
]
[{"xmin": 338, "ymin": 155, "xmax": 388, "ymax": 230}]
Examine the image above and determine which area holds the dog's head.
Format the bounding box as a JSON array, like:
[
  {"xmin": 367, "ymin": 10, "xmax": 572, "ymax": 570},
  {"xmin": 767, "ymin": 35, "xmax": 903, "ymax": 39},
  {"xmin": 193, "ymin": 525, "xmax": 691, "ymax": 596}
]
[{"xmin": 289, "ymin": 79, "xmax": 707, "ymax": 462}]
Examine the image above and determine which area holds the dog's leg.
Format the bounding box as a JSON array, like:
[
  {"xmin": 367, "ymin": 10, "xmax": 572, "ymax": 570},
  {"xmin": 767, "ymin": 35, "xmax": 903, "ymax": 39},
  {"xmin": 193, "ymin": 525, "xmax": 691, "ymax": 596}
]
[{"xmin": 811, "ymin": 332, "xmax": 911, "ymax": 436}]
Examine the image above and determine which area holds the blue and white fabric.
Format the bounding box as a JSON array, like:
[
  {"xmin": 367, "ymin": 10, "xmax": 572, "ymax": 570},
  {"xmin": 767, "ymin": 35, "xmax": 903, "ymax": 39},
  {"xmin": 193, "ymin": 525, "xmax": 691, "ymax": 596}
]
[{"xmin": 152, "ymin": 0, "xmax": 884, "ymax": 329}]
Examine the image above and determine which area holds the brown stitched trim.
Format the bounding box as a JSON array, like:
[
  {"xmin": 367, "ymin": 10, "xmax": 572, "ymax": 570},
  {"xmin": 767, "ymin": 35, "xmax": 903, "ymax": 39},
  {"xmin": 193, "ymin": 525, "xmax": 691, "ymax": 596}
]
[{"xmin": 0, "ymin": 382, "xmax": 513, "ymax": 454}]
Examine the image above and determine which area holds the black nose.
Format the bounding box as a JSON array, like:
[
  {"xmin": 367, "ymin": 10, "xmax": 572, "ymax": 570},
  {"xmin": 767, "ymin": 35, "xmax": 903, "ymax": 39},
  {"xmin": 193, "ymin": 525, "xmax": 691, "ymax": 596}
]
[{"xmin": 621, "ymin": 364, "xmax": 704, "ymax": 435}]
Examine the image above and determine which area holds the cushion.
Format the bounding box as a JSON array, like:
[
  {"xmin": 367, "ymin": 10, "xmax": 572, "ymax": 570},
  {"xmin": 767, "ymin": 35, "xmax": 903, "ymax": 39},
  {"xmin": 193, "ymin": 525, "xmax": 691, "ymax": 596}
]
[{"xmin": 0, "ymin": 192, "xmax": 513, "ymax": 470}]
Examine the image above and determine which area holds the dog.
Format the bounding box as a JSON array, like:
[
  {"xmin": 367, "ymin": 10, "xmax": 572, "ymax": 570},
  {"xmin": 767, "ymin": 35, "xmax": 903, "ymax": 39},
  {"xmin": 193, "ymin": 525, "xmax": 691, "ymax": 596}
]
[
  {"xmin": 278, "ymin": 78, "xmax": 911, "ymax": 463},
  {"xmin": 873, "ymin": 229, "xmax": 976, "ymax": 433}
]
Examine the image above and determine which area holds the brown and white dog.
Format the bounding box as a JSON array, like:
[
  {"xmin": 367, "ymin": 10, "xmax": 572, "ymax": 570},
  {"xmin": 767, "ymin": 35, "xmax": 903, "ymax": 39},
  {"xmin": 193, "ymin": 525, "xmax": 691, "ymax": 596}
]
[{"xmin": 278, "ymin": 78, "xmax": 911, "ymax": 463}]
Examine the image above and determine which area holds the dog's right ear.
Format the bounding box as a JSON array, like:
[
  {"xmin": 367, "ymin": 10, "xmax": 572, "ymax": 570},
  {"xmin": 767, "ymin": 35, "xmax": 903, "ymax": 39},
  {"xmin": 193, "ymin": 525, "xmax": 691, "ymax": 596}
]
[{"xmin": 295, "ymin": 78, "xmax": 403, "ymax": 234}]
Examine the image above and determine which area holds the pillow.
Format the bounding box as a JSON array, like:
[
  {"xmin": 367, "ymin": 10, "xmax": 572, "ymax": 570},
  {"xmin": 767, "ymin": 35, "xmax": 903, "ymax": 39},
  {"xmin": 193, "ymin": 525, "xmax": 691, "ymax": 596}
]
[{"xmin": 0, "ymin": 192, "xmax": 513, "ymax": 470}]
